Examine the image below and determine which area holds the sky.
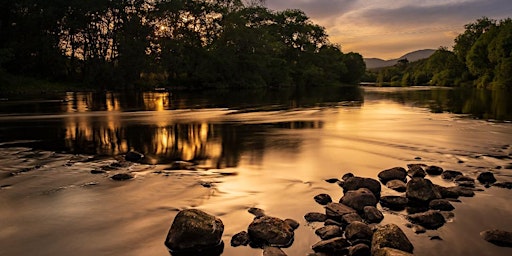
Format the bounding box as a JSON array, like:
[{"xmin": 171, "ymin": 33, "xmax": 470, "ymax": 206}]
[{"xmin": 266, "ymin": 0, "xmax": 512, "ymax": 59}]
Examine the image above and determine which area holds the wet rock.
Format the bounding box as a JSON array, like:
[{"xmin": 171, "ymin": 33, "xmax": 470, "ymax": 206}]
[
  {"xmin": 110, "ymin": 173, "xmax": 134, "ymax": 181},
  {"xmin": 477, "ymin": 172, "xmax": 497, "ymax": 184},
  {"xmin": 167, "ymin": 161, "xmax": 196, "ymax": 170},
  {"xmin": 337, "ymin": 180, "xmax": 345, "ymax": 188},
  {"xmin": 373, "ymin": 247, "xmax": 414, "ymax": 256},
  {"xmin": 284, "ymin": 219, "xmax": 299, "ymax": 230},
  {"xmin": 371, "ymin": 224, "xmax": 414, "ymax": 254},
  {"xmin": 345, "ymin": 221, "xmax": 373, "ymax": 242},
  {"xmin": 406, "ymin": 177, "xmax": 442, "ymax": 203},
  {"xmin": 304, "ymin": 212, "xmax": 327, "ymax": 222},
  {"xmin": 480, "ymin": 229, "xmax": 512, "ymax": 247},
  {"xmin": 405, "ymin": 205, "xmax": 429, "ymax": 214},
  {"xmin": 125, "ymin": 151, "xmax": 144, "ymax": 162},
  {"xmin": 231, "ymin": 231, "xmax": 250, "ymax": 247},
  {"xmin": 340, "ymin": 188, "xmax": 378, "ymax": 212},
  {"xmin": 445, "ymin": 186, "xmax": 475, "ymax": 197},
  {"xmin": 454, "ymin": 175, "xmax": 474, "ymax": 182},
  {"xmin": 407, "ymin": 164, "xmax": 426, "ymax": 178},
  {"xmin": 263, "ymin": 246, "xmax": 288, "ymax": 256},
  {"xmin": 311, "ymin": 237, "xmax": 350, "ymax": 254},
  {"xmin": 434, "ymin": 185, "xmax": 459, "ymax": 199},
  {"xmin": 456, "ymin": 181, "xmax": 475, "ymax": 188},
  {"xmin": 314, "ymin": 194, "xmax": 333, "ymax": 205},
  {"xmin": 248, "ymin": 216, "xmax": 294, "ymax": 247},
  {"xmin": 248, "ymin": 207, "xmax": 266, "ymax": 218},
  {"xmin": 363, "ymin": 206, "xmax": 384, "ymax": 223},
  {"xmin": 324, "ymin": 219, "xmax": 343, "ymax": 227},
  {"xmin": 342, "ymin": 172, "xmax": 355, "ymax": 181},
  {"xmin": 493, "ymin": 182, "xmax": 512, "ymax": 189},
  {"xmin": 386, "ymin": 179, "xmax": 407, "ymax": 192},
  {"xmin": 325, "ymin": 178, "xmax": 340, "ymax": 183},
  {"xmin": 165, "ymin": 209, "xmax": 224, "ymax": 253},
  {"xmin": 429, "ymin": 235, "xmax": 443, "ymax": 240},
  {"xmin": 343, "ymin": 176, "xmax": 381, "ymax": 198},
  {"xmin": 405, "ymin": 223, "xmax": 426, "ymax": 234},
  {"xmin": 315, "ymin": 225, "xmax": 343, "ymax": 240},
  {"xmin": 380, "ymin": 196, "xmax": 408, "ymax": 211},
  {"xmin": 341, "ymin": 213, "xmax": 363, "ymax": 226},
  {"xmin": 441, "ymin": 170, "xmax": 463, "ymax": 180},
  {"xmin": 425, "ymin": 166, "xmax": 444, "ymax": 175},
  {"xmin": 429, "ymin": 199, "xmax": 454, "ymax": 211},
  {"xmin": 90, "ymin": 169, "xmax": 106, "ymax": 174},
  {"xmin": 349, "ymin": 243, "xmax": 371, "ymax": 256},
  {"xmin": 407, "ymin": 210, "xmax": 446, "ymax": 229},
  {"xmin": 378, "ymin": 167, "xmax": 407, "ymax": 183},
  {"xmin": 325, "ymin": 202, "xmax": 357, "ymax": 221}
]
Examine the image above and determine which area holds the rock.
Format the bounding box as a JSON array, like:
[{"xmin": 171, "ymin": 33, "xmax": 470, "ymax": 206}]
[
  {"xmin": 284, "ymin": 219, "xmax": 299, "ymax": 230},
  {"xmin": 407, "ymin": 210, "xmax": 446, "ymax": 229},
  {"xmin": 429, "ymin": 199, "xmax": 454, "ymax": 211},
  {"xmin": 407, "ymin": 164, "xmax": 426, "ymax": 178},
  {"xmin": 444, "ymin": 186, "xmax": 475, "ymax": 197},
  {"xmin": 324, "ymin": 219, "xmax": 343, "ymax": 227},
  {"xmin": 349, "ymin": 243, "xmax": 371, "ymax": 256},
  {"xmin": 363, "ymin": 206, "xmax": 384, "ymax": 223},
  {"xmin": 454, "ymin": 175, "xmax": 474, "ymax": 182},
  {"xmin": 90, "ymin": 169, "xmax": 106, "ymax": 174},
  {"xmin": 167, "ymin": 161, "xmax": 196, "ymax": 170},
  {"xmin": 248, "ymin": 207, "xmax": 265, "ymax": 218},
  {"xmin": 434, "ymin": 185, "xmax": 459, "ymax": 199},
  {"xmin": 386, "ymin": 180, "xmax": 407, "ymax": 192},
  {"xmin": 429, "ymin": 235, "xmax": 443, "ymax": 240},
  {"xmin": 342, "ymin": 172, "xmax": 355, "ymax": 181},
  {"xmin": 380, "ymin": 196, "xmax": 408, "ymax": 211},
  {"xmin": 371, "ymin": 224, "xmax": 414, "ymax": 254},
  {"xmin": 110, "ymin": 173, "xmax": 134, "ymax": 181},
  {"xmin": 263, "ymin": 246, "xmax": 288, "ymax": 256},
  {"xmin": 477, "ymin": 172, "xmax": 497, "ymax": 184},
  {"xmin": 305, "ymin": 212, "xmax": 327, "ymax": 222},
  {"xmin": 456, "ymin": 181, "xmax": 475, "ymax": 188},
  {"xmin": 125, "ymin": 151, "xmax": 144, "ymax": 162},
  {"xmin": 312, "ymin": 237, "xmax": 350, "ymax": 254},
  {"xmin": 325, "ymin": 202, "xmax": 357, "ymax": 221},
  {"xmin": 315, "ymin": 225, "xmax": 343, "ymax": 240},
  {"xmin": 314, "ymin": 194, "xmax": 333, "ymax": 205},
  {"xmin": 494, "ymin": 182, "xmax": 512, "ymax": 189},
  {"xmin": 425, "ymin": 166, "xmax": 443, "ymax": 175},
  {"xmin": 406, "ymin": 177, "xmax": 442, "ymax": 203},
  {"xmin": 480, "ymin": 229, "xmax": 512, "ymax": 247},
  {"xmin": 165, "ymin": 209, "xmax": 224, "ymax": 253},
  {"xmin": 248, "ymin": 216, "xmax": 294, "ymax": 247},
  {"xmin": 378, "ymin": 167, "xmax": 407, "ymax": 183},
  {"xmin": 373, "ymin": 247, "xmax": 414, "ymax": 256},
  {"xmin": 441, "ymin": 170, "xmax": 462, "ymax": 180},
  {"xmin": 411, "ymin": 224, "xmax": 426, "ymax": 234},
  {"xmin": 340, "ymin": 188, "xmax": 378, "ymax": 212},
  {"xmin": 231, "ymin": 231, "xmax": 250, "ymax": 247},
  {"xmin": 345, "ymin": 221, "xmax": 373, "ymax": 241},
  {"xmin": 343, "ymin": 176, "xmax": 381, "ymax": 198},
  {"xmin": 325, "ymin": 178, "xmax": 340, "ymax": 183},
  {"xmin": 341, "ymin": 213, "xmax": 363, "ymax": 226}
]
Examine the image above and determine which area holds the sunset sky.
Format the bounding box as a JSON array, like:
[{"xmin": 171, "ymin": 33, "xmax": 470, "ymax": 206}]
[{"xmin": 266, "ymin": 0, "xmax": 512, "ymax": 59}]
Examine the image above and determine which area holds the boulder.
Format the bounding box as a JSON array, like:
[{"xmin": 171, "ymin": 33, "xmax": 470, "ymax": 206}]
[
  {"xmin": 444, "ymin": 186, "xmax": 475, "ymax": 197},
  {"xmin": 343, "ymin": 176, "xmax": 381, "ymax": 198},
  {"xmin": 429, "ymin": 199, "xmax": 454, "ymax": 211},
  {"xmin": 125, "ymin": 151, "xmax": 144, "ymax": 162},
  {"xmin": 477, "ymin": 172, "xmax": 497, "ymax": 184},
  {"xmin": 380, "ymin": 196, "xmax": 408, "ymax": 211},
  {"xmin": 231, "ymin": 231, "xmax": 250, "ymax": 247},
  {"xmin": 111, "ymin": 173, "xmax": 134, "ymax": 181},
  {"xmin": 312, "ymin": 237, "xmax": 350, "ymax": 254},
  {"xmin": 248, "ymin": 207, "xmax": 266, "ymax": 218},
  {"xmin": 304, "ymin": 212, "xmax": 327, "ymax": 222},
  {"xmin": 441, "ymin": 170, "xmax": 462, "ymax": 180},
  {"xmin": 165, "ymin": 209, "xmax": 224, "ymax": 253},
  {"xmin": 407, "ymin": 210, "xmax": 446, "ymax": 229},
  {"xmin": 342, "ymin": 213, "xmax": 364, "ymax": 226},
  {"xmin": 378, "ymin": 167, "xmax": 407, "ymax": 183},
  {"xmin": 324, "ymin": 219, "xmax": 343, "ymax": 227},
  {"xmin": 454, "ymin": 175, "xmax": 474, "ymax": 182},
  {"xmin": 263, "ymin": 246, "xmax": 288, "ymax": 256},
  {"xmin": 371, "ymin": 224, "xmax": 414, "ymax": 254},
  {"xmin": 325, "ymin": 203, "xmax": 357, "ymax": 221},
  {"xmin": 315, "ymin": 225, "xmax": 343, "ymax": 240},
  {"xmin": 406, "ymin": 177, "xmax": 442, "ymax": 203},
  {"xmin": 373, "ymin": 247, "xmax": 414, "ymax": 256},
  {"xmin": 345, "ymin": 221, "xmax": 373, "ymax": 241},
  {"xmin": 342, "ymin": 172, "xmax": 355, "ymax": 181},
  {"xmin": 363, "ymin": 206, "xmax": 384, "ymax": 223},
  {"xmin": 348, "ymin": 243, "xmax": 371, "ymax": 256},
  {"xmin": 480, "ymin": 229, "xmax": 512, "ymax": 247},
  {"xmin": 248, "ymin": 216, "xmax": 294, "ymax": 247},
  {"xmin": 284, "ymin": 219, "xmax": 299, "ymax": 230},
  {"xmin": 314, "ymin": 194, "xmax": 333, "ymax": 205},
  {"xmin": 425, "ymin": 166, "xmax": 443, "ymax": 175},
  {"xmin": 407, "ymin": 164, "xmax": 426, "ymax": 178},
  {"xmin": 494, "ymin": 182, "xmax": 512, "ymax": 189},
  {"xmin": 340, "ymin": 188, "xmax": 378, "ymax": 212},
  {"xmin": 386, "ymin": 180, "xmax": 407, "ymax": 192}
]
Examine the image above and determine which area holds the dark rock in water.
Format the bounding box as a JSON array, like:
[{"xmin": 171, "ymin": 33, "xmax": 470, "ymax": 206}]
[
  {"xmin": 351, "ymin": 239, "xmax": 372, "ymax": 247},
  {"xmin": 263, "ymin": 246, "xmax": 288, "ymax": 256},
  {"xmin": 454, "ymin": 175, "xmax": 474, "ymax": 182},
  {"xmin": 342, "ymin": 173, "xmax": 355, "ymax": 181},
  {"xmin": 405, "ymin": 205, "xmax": 429, "ymax": 214},
  {"xmin": 445, "ymin": 186, "xmax": 475, "ymax": 197},
  {"xmin": 305, "ymin": 212, "xmax": 327, "ymax": 222},
  {"xmin": 343, "ymin": 177, "xmax": 381, "ymax": 198},
  {"xmin": 480, "ymin": 229, "xmax": 512, "ymax": 247},
  {"xmin": 167, "ymin": 161, "xmax": 196, "ymax": 170},
  {"xmin": 386, "ymin": 180, "xmax": 407, "ymax": 192},
  {"xmin": 248, "ymin": 207, "xmax": 266, "ymax": 218},
  {"xmin": 324, "ymin": 219, "xmax": 344, "ymax": 227},
  {"xmin": 406, "ymin": 177, "xmax": 442, "ymax": 203},
  {"xmin": 434, "ymin": 185, "xmax": 459, "ymax": 199},
  {"xmin": 231, "ymin": 231, "xmax": 250, "ymax": 247},
  {"xmin": 248, "ymin": 216, "xmax": 294, "ymax": 247},
  {"xmin": 429, "ymin": 199, "xmax": 454, "ymax": 211},
  {"xmin": 493, "ymin": 182, "xmax": 512, "ymax": 189},
  {"xmin": 456, "ymin": 180, "xmax": 475, "ymax": 188},
  {"xmin": 349, "ymin": 243, "xmax": 371, "ymax": 256},
  {"xmin": 111, "ymin": 173, "xmax": 134, "ymax": 181},
  {"xmin": 425, "ymin": 166, "xmax": 444, "ymax": 175},
  {"xmin": 312, "ymin": 237, "xmax": 350, "ymax": 254},
  {"xmin": 165, "ymin": 209, "xmax": 224, "ymax": 253},
  {"xmin": 125, "ymin": 151, "xmax": 144, "ymax": 162},
  {"xmin": 90, "ymin": 169, "xmax": 106, "ymax": 174},
  {"xmin": 405, "ymin": 223, "xmax": 426, "ymax": 234},
  {"xmin": 378, "ymin": 167, "xmax": 407, "ymax": 183},
  {"xmin": 363, "ymin": 206, "xmax": 384, "ymax": 223},
  {"xmin": 340, "ymin": 188, "xmax": 378, "ymax": 212},
  {"xmin": 407, "ymin": 164, "xmax": 426, "ymax": 178},
  {"xmin": 325, "ymin": 203, "xmax": 357, "ymax": 221},
  {"xmin": 284, "ymin": 219, "xmax": 299, "ymax": 230},
  {"xmin": 477, "ymin": 172, "xmax": 497, "ymax": 184},
  {"xmin": 429, "ymin": 235, "xmax": 443, "ymax": 240},
  {"xmin": 314, "ymin": 194, "xmax": 333, "ymax": 205},
  {"xmin": 345, "ymin": 221, "xmax": 373, "ymax": 241},
  {"xmin": 342, "ymin": 213, "xmax": 364, "ymax": 226},
  {"xmin": 325, "ymin": 178, "xmax": 340, "ymax": 183},
  {"xmin": 315, "ymin": 225, "xmax": 343, "ymax": 240},
  {"xmin": 373, "ymin": 247, "xmax": 413, "ymax": 256},
  {"xmin": 441, "ymin": 170, "xmax": 463, "ymax": 180},
  {"xmin": 380, "ymin": 196, "xmax": 408, "ymax": 211},
  {"xmin": 505, "ymin": 164, "xmax": 512, "ymax": 170},
  {"xmin": 407, "ymin": 210, "xmax": 446, "ymax": 229},
  {"xmin": 337, "ymin": 180, "xmax": 345, "ymax": 188},
  {"xmin": 371, "ymin": 224, "xmax": 414, "ymax": 254}
]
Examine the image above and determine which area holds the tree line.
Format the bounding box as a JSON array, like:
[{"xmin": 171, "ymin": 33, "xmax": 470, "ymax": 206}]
[
  {"xmin": 366, "ymin": 17, "xmax": 512, "ymax": 89},
  {"xmin": 0, "ymin": 0, "xmax": 365, "ymax": 89}
]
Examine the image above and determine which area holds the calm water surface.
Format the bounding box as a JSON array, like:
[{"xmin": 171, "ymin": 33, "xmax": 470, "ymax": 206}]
[{"xmin": 0, "ymin": 86, "xmax": 511, "ymax": 256}]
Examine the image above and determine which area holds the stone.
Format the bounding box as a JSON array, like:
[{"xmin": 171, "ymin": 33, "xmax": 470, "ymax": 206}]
[
  {"xmin": 345, "ymin": 221, "xmax": 373, "ymax": 241},
  {"xmin": 412, "ymin": 225, "xmax": 426, "ymax": 234},
  {"xmin": 494, "ymin": 182, "xmax": 512, "ymax": 189},
  {"xmin": 454, "ymin": 175, "xmax": 474, "ymax": 182},
  {"xmin": 341, "ymin": 213, "xmax": 363, "ymax": 226},
  {"xmin": 441, "ymin": 170, "xmax": 463, "ymax": 180},
  {"xmin": 407, "ymin": 164, "xmax": 426, "ymax": 178},
  {"xmin": 324, "ymin": 219, "xmax": 343, "ymax": 227},
  {"xmin": 373, "ymin": 247, "xmax": 414, "ymax": 256},
  {"xmin": 231, "ymin": 231, "xmax": 250, "ymax": 247},
  {"xmin": 429, "ymin": 199, "xmax": 454, "ymax": 211},
  {"xmin": 425, "ymin": 166, "xmax": 443, "ymax": 175},
  {"xmin": 165, "ymin": 209, "xmax": 224, "ymax": 253},
  {"xmin": 263, "ymin": 246, "xmax": 288, "ymax": 256},
  {"xmin": 386, "ymin": 180, "xmax": 407, "ymax": 192},
  {"xmin": 312, "ymin": 237, "xmax": 350, "ymax": 254},
  {"xmin": 363, "ymin": 206, "xmax": 384, "ymax": 223},
  {"xmin": 248, "ymin": 216, "xmax": 294, "ymax": 247},
  {"xmin": 248, "ymin": 207, "xmax": 266, "ymax": 218},
  {"xmin": 456, "ymin": 181, "xmax": 475, "ymax": 188},
  {"xmin": 304, "ymin": 212, "xmax": 327, "ymax": 222},
  {"xmin": 371, "ymin": 224, "xmax": 414, "ymax": 254},
  {"xmin": 407, "ymin": 210, "xmax": 446, "ymax": 229},
  {"xmin": 406, "ymin": 177, "xmax": 442, "ymax": 203},
  {"xmin": 325, "ymin": 178, "xmax": 340, "ymax": 183},
  {"xmin": 340, "ymin": 188, "xmax": 378, "ymax": 212},
  {"xmin": 480, "ymin": 229, "xmax": 512, "ymax": 247},
  {"xmin": 315, "ymin": 225, "xmax": 343, "ymax": 240},
  {"xmin": 314, "ymin": 194, "xmax": 333, "ymax": 205},
  {"xmin": 284, "ymin": 219, "xmax": 299, "ymax": 230},
  {"xmin": 110, "ymin": 173, "xmax": 134, "ymax": 181},
  {"xmin": 90, "ymin": 169, "xmax": 106, "ymax": 174},
  {"xmin": 125, "ymin": 151, "xmax": 144, "ymax": 162},
  {"xmin": 325, "ymin": 202, "xmax": 357, "ymax": 221},
  {"xmin": 342, "ymin": 172, "xmax": 355, "ymax": 181},
  {"xmin": 380, "ymin": 196, "xmax": 408, "ymax": 211},
  {"xmin": 378, "ymin": 167, "xmax": 407, "ymax": 183},
  {"xmin": 343, "ymin": 176, "xmax": 381, "ymax": 198},
  {"xmin": 349, "ymin": 243, "xmax": 371, "ymax": 256},
  {"xmin": 445, "ymin": 186, "xmax": 475, "ymax": 197},
  {"xmin": 477, "ymin": 172, "xmax": 497, "ymax": 184},
  {"xmin": 434, "ymin": 185, "xmax": 459, "ymax": 199},
  {"xmin": 167, "ymin": 161, "xmax": 196, "ymax": 170}
]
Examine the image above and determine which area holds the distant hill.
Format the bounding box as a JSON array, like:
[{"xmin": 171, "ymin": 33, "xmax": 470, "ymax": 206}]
[{"xmin": 364, "ymin": 49, "xmax": 436, "ymax": 69}]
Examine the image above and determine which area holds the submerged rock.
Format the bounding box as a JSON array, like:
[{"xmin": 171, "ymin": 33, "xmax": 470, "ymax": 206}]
[
  {"xmin": 378, "ymin": 167, "xmax": 407, "ymax": 183},
  {"xmin": 407, "ymin": 210, "xmax": 446, "ymax": 229},
  {"xmin": 340, "ymin": 188, "xmax": 378, "ymax": 212},
  {"xmin": 371, "ymin": 224, "xmax": 414, "ymax": 254},
  {"xmin": 110, "ymin": 173, "xmax": 134, "ymax": 181},
  {"xmin": 248, "ymin": 216, "xmax": 294, "ymax": 247},
  {"xmin": 480, "ymin": 229, "xmax": 512, "ymax": 247}
]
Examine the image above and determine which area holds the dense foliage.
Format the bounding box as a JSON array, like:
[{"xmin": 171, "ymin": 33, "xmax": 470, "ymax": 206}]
[
  {"xmin": 369, "ymin": 17, "xmax": 512, "ymax": 89},
  {"xmin": 0, "ymin": 0, "xmax": 365, "ymax": 89}
]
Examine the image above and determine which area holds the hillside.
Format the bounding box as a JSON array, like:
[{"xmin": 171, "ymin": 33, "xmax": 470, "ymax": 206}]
[{"xmin": 364, "ymin": 49, "xmax": 435, "ymax": 69}]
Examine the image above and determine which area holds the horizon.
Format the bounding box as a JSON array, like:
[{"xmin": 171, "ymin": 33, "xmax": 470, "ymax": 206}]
[{"xmin": 266, "ymin": 0, "xmax": 512, "ymax": 59}]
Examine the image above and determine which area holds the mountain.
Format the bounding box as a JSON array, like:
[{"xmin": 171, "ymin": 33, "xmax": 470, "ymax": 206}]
[{"xmin": 364, "ymin": 49, "xmax": 436, "ymax": 69}]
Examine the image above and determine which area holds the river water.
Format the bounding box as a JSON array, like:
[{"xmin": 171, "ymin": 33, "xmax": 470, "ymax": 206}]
[{"xmin": 0, "ymin": 86, "xmax": 511, "ymax": 256}]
